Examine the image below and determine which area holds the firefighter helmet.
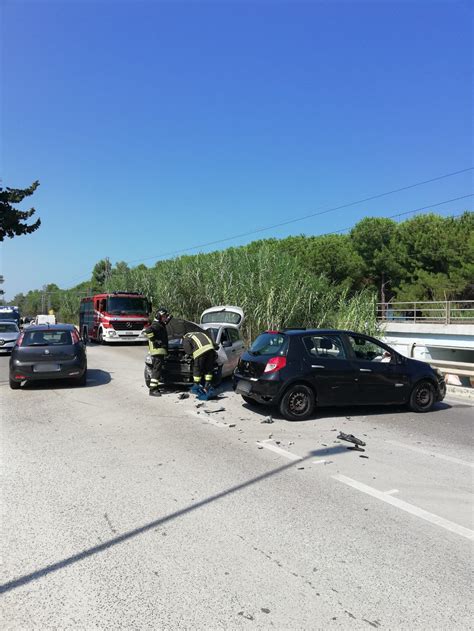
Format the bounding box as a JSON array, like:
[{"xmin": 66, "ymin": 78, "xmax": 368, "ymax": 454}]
[{"xmin": 155, "ymin": 307, "xmax": 172, "ymax": 325}]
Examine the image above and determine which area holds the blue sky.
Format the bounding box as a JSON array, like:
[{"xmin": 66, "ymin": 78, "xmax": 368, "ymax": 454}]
[{"xmin": 2, "ymin": 0, "xmax": 472, "ymax": 299}]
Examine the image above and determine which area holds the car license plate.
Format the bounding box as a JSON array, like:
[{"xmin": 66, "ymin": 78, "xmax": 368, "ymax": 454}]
[
  {"xmin": 122, "ymin": 332, "xmax": 135, "ymax": 336},
  {"xmin": 34, "ymin": 363, "xmax": 61, "ymax": 373},
  {"xmin": 236, "ymin": 380, "xmax": 251, "ymax": 394}
]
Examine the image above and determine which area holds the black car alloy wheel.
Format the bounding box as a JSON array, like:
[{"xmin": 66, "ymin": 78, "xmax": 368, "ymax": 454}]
[
  {"xmin": 409, "ymin": 380, "xmax": 435, "ymax": 413},
  {"xmin": 279, "ymin": 384, "xmax": 315, "ymax": 421}
]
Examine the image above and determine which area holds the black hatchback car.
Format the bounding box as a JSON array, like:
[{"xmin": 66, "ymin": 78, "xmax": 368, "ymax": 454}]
[
  {"xmin": 9, "ymin": 324, "xmax": 87, "ymax": 389},
  {"xmin": 234, "ymin": 329, "xmax": 446, "ymax": 420}
]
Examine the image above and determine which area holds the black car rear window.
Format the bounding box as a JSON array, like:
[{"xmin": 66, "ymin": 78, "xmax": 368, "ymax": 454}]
[
  {"xmin": 249, "ymin": 332, "xmax": 287, "ymax": 356},
  {"xmin": 22, "ymin": 331, "xmax": 73, "ymax": 346}
]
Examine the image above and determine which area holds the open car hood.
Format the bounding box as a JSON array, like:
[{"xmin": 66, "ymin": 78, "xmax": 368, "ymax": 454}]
[{"xmin": 166, "ymin": 318, "xmax": 206, "ymax": 341}]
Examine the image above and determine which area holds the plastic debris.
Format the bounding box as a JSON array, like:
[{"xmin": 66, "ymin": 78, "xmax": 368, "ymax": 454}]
[
  {"xmin": 337, "ymin": 432, "xmax": 366, "ymax": 447},
  {"xmin": 178, "ymin": 392, "xmax": 189, "ymax": 400},
  {"xmin": 261, "ymin": 416, "xmax": 274, "ymax": 424}
]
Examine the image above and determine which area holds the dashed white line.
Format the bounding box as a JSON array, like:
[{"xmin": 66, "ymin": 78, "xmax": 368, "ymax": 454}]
[
  {"xmin": 385, "ymin": 489, "xmax": 399, "ymax": 495},
  {"xmin": 333, "ymin": 474, "xmax": 474, "ymax": 541},
  {"xmin": 258, "ymin": 440, "xmax": 303, "ymax": 461},
  {"xmin": 387, "ymin": 440, "xmax": 474, "ymax": 468}
]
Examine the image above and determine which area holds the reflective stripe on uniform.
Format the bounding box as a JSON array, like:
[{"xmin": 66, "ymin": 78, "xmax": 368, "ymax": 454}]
[
  {"xmin": 148, "ymin": 341, "xmax": 167, "ymax": 356},
  {"xmin": 204, "ymin": 374, "xmax": 213, "ymax": 381},
  {"xmin": 184, "ymin": 332, "xmax": 214, "ymax": 359},
  {"xmin": 193, "ymin": 376, "xmax": 201, "ymax": 383}
]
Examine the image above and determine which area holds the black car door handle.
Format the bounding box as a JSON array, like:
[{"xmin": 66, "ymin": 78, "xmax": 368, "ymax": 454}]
[
  {"xmin": 311, "ymin": 365, "xmax": 325, "ymax": 369},
  {"xmin": 359, "ymin": 368, "xmax": 372, "ymax": 372}
]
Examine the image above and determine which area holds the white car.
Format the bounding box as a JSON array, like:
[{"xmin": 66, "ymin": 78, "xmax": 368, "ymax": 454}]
[{"xmin": 144, "ymin": 306, "xmax": 245, "ymax": 386}]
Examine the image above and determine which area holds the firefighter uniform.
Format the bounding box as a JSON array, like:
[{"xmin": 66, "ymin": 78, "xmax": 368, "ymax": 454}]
[
  {"xmin": 144, "ymin": 317, "xmax": 169, "ymax": 394},
  {"xmin": 182, "ymin": 331, "xmax": 218, "ymax": 388}
]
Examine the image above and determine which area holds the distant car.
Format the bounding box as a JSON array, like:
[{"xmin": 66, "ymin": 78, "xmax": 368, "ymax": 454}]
[
  {"xmin": 0, "ymin": 321, "xmax": 20, "ymax": 354},
  {"xmin": 34, "ymin": 314, "xmax": 57, "ymax": 326},
  {"xmin": 145, "ymin": 306, "xmax": 245, "ymax": 386},
  {"xmin": 9, "ymin": 324, "xmax": 87, "ymax": 389},
  {"xmin": 234, "ymin": 329, "xmax": 446, "ymax": 421}
]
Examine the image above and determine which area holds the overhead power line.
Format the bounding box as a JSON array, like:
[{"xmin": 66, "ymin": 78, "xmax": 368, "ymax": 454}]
[
  {"xmin": 329, "ymin": 194, "xmax": 474, "ymax": 235},
  {"xmin": 62, "ymin": 166, "xmax": 473, "ymax": 286},
  {"xmin": 35, "ymin": 203, "xmax": 472, "ymax": 299},
  {"xmin": 126, "ymin": 167, "xmax": 473, "ymax": 265}
]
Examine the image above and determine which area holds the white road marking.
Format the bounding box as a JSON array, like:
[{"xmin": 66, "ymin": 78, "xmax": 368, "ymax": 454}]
[
  {"xmin": 259, "ymin": 440, "xmax": 303, "ymax": 461},
  {"xmin": 187, "ymin": 410, "xmax": 226, "ymax": 428},
  {"xmin": 387, "ymin": 440, "xmax": 474, "ymax": 468},
  {"xmin": 333, "ymin": 474, "xmax": 474, "ymax": 541},
  {"xmin": 385, "ymin": 489, "xmax": 399, "ymax": 495}
]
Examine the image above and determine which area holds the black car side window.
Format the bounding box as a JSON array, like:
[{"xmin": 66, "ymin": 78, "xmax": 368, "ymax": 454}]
[
  {"xmin": 303, "ymin": 335, "xmax": 346, "ymax": 359},
  {"xmin": 347, "ymin": 335, "xmax": 393, "ymax": 362}
]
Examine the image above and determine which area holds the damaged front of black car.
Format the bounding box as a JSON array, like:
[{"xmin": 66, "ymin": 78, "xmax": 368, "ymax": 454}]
[{"xmin": 144, "ymin": 318, "xmax": 224, "ymax": 387}]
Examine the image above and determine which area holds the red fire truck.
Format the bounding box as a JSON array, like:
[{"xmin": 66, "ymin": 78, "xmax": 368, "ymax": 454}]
[{"xmin": 79, "ymin": 292, "xmax": 151, "ymax": 344}]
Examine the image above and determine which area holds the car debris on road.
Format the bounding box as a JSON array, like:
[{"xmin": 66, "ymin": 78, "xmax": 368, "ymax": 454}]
[{"xmin": 337, "ymin": 432, "xmax": 366, "ymax": 447}]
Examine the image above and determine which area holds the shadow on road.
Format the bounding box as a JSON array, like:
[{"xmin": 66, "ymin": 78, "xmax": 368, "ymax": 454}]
[
  {"xmin": 0, "ymin": 445, "xmax": 345, "ymax": 594},
  {"xmin": 241, "ymin": 400, "xmax": 452, "ymax": 422},
  {"xmin": 20, "ymin": 369, "xmax": 112, "ymax": 390}
]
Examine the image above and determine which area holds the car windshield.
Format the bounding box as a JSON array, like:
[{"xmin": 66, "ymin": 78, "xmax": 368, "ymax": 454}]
[
  {"xmin": 0, "ymin": 312, "xmax": 18, "ymax": 321},
  {"xmin": 107, "ymin": 297, "xmax": 149, "ymax": 315},
  {"xmin": 0, "ymin": 323, "xmax": 19, "ymax": 333},
  {"xmin": 249, "ymin": 332, "xmax": 287, "ymax": 356},
  {"xmin": 22, "ymin": 331, "xmax": 73, "ymax": 346}
]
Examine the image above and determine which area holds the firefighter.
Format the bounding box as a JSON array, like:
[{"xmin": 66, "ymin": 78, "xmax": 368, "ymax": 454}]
[
  {"xmin": 144, "ymin": 307, "xmax": 172, "ymax": 397},
  {"xmin": 182, "ymin": 331, "xmax": 218, "ymax": 392}
]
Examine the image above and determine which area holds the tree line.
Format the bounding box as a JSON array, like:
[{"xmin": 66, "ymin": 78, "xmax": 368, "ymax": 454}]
[{"xmin": 9, "ymin": 212, "xmax": 473, "ymax": 340}]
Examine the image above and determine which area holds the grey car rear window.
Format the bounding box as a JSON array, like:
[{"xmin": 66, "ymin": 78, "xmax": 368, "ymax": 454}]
[{"xmin": 22, "ymin": 331, "xmax": 73, "ymax": 346}]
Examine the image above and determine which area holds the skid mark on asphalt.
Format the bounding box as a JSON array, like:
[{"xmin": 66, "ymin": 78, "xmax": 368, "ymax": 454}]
[
  {"xmin": 387, "ymin": 440, "xmax": 474, "ymax": 468},
  {"xmin": 333, "ymin": 474, "xmax": 474, "ymax": 540}
]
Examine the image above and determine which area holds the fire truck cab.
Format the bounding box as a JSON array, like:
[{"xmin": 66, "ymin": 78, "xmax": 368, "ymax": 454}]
[{"xmin": 79, "ymin": 292, "xmax": 151, "ymax": 344}]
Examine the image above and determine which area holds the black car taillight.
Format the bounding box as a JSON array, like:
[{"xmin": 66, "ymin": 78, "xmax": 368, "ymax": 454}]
[
  {"xmin": 16, "ymin": 332, "xmax": 24, "ymax": 347},
  {"xmin": 264, "ymin": 356, "xmax": 287, "ymax": 374}
]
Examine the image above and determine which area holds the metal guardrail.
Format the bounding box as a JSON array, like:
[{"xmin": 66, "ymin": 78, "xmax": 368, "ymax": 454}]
[
  {"xmin": 377, "ymin": 301, "xmax": 474, "ymax": 325},
  {"xmin": 427, "ymin": 359, "xmax": 474, "ymax": 378}
]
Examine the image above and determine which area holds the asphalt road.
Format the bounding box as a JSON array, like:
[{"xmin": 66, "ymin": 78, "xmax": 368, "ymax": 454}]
[{"xmin": 1, "ymin": 344, "xmax": 473, "ymax": 629}]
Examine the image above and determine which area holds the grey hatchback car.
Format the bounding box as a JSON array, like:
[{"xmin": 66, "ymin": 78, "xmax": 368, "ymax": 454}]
[
  {"xmin": 9, "ymin": 324, "xmax": 87, "ymax": 389},
  {"xmin": 0, "ymin": 321, "xmax": 20, "ymax": 354}
]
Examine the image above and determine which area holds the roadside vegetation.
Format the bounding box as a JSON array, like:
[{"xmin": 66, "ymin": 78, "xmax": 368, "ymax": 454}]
[{"xmin": 10, "ymin": 212, "xmax": 473, "ymax": 340}]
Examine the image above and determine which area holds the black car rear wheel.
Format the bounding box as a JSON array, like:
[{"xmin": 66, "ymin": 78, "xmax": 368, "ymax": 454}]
[
  {"xmin": 409, "ymin": 380, "xmax": 435, "ymax": 412},
  {"xmin": 279, "ymin": 384, "xmax": 315, "ymax": 421},
  {"xmin": 9, "ymin": 377, "xmax": 21, "ymax": 390}
]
